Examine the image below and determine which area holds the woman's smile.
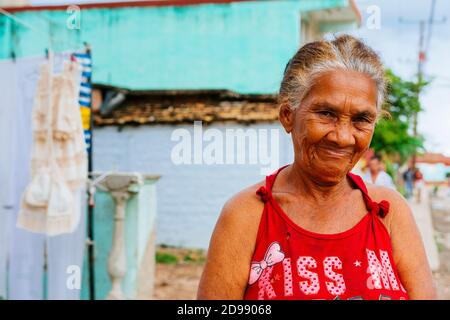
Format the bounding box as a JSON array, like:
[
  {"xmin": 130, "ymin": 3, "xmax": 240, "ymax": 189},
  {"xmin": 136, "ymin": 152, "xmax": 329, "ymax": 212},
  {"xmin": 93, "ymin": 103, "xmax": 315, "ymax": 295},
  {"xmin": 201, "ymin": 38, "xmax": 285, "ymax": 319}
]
[{"xmin": 315, "ymin": 144, "xmax": 355, "ymax": 159}]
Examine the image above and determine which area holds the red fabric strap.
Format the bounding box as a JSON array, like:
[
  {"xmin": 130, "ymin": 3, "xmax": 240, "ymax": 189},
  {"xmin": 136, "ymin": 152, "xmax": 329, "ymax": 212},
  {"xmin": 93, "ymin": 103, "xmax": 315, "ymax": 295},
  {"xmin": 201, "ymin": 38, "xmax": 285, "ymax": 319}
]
[
  {"xmin": 347, "ymin": 172, "xmax": 390, "ymax": 217},
  {"xmin": 256, "ymin": 167, "xmax": 390, "ymax": 217},
  {"xmin": 256, "ymin": 165, "xmax": 289, "ymax": 203}
]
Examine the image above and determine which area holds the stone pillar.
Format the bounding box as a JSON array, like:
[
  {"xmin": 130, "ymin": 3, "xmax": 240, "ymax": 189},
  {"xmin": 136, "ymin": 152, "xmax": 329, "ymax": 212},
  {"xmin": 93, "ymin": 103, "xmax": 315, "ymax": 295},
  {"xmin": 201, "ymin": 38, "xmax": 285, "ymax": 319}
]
[
  {"xmin": 106, "ymin": 191, "xmax": 130, "ymax": 300},
  {"xmin": 81, "ymin": 172, "xmax": 160, "ymax": 300}
]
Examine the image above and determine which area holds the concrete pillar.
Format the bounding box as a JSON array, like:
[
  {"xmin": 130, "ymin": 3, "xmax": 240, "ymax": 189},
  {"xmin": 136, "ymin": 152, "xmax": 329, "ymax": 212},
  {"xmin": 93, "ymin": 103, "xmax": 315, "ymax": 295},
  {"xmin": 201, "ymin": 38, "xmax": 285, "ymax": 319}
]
[
  {"xmin": 81, "ymin": 172, "xmax": 160, "ymax": 300},
  {"xmin": 107, "ymin": 191, "xmax": 130, "ymax": 300}
]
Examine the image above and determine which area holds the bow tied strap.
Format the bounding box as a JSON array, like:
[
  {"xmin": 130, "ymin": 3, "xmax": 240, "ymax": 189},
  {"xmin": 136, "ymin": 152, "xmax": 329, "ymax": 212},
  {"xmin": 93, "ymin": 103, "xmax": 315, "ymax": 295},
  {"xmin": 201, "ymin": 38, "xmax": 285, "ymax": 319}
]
[
  {"xmin": 367, "ymin": 199, "xmax": 390, "ymax": 218},
  {"xmin": 256, "ymin": 186, "xmax": 270, "ymax": 203}
]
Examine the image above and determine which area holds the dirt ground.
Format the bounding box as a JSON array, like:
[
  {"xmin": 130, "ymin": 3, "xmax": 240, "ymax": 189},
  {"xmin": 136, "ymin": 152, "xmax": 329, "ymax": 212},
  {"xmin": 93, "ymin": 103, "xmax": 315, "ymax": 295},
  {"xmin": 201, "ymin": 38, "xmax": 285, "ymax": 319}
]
[
  {"xmin": 153, "ymin": 246, "xmax": 205, "ymax": 300},
  {"xmin": 434, "ymin": 271, "xmax": 450, "ymax": 300},
  {"xmin": 154, "ymin": 246, "xmax": 450, "ymax": 300},
  {"xmin": 154, "ymin": 263, "xmax": 204, "ymax": 300}
]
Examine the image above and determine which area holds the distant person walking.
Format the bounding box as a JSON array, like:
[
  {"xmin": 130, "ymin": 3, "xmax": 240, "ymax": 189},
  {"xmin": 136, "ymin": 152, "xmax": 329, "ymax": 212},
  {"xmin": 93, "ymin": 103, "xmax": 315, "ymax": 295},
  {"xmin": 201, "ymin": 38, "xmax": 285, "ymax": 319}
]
[
  {"xmin": 403, "ymin": 166, "xmax": 415, "ymax": 199},
  {"xmin": 447, "ymin": 173, "xmax": 450, "ymax": 197},
  {"xmin": 363, "ymin": 155, "xmax": 396, "ymax": 190},
  {"xmin": 414, "ymin": 168, "xmax": 425, "ymax": 203}
]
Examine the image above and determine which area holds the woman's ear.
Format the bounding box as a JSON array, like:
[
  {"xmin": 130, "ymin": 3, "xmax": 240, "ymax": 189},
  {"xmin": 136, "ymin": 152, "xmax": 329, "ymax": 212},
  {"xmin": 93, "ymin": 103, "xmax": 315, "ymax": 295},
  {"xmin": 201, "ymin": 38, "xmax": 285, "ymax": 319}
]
[{"xmin": 279, "ymin": 102, "xmax": 295, "ymax": 134}]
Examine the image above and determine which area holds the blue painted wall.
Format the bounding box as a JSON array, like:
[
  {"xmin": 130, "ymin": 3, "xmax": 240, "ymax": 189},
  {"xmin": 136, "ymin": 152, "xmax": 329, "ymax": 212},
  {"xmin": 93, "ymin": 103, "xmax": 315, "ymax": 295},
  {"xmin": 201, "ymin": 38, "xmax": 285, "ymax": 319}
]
[{"xmin": 0, "ymin": 0, "xmax": 349, "ymax": 93}]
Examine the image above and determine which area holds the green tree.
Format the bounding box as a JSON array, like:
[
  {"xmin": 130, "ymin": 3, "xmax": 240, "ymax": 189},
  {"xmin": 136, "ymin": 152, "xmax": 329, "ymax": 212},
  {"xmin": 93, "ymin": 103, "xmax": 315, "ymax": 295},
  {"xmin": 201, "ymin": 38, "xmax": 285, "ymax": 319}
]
[{"xmin": 370, "ymin": 69, "xmax": 427, "ymax": 164}]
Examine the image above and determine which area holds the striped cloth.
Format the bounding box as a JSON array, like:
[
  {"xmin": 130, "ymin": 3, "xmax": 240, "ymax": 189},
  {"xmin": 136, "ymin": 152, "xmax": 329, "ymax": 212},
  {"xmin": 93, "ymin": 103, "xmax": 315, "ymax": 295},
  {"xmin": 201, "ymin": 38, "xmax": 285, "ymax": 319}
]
[{"xmin": 73, "ymin": 52, "xmax": 92, "ymax": 154}]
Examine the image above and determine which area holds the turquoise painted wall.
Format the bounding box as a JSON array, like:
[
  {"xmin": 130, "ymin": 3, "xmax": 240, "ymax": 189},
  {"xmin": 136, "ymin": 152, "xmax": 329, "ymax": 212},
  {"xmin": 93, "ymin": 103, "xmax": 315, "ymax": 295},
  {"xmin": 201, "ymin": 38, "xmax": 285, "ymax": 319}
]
[{"xmin": 0, "ymin": 0, "xmax": 349, "ymax": 94}]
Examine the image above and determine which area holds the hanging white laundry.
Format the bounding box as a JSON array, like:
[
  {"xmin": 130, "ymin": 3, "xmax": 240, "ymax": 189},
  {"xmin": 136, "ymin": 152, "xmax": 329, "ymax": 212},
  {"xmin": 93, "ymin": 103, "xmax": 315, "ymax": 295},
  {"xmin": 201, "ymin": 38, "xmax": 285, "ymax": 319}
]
[
  {"xmin": 17, "ymin": 56, "xmax": 88, "ymax": 236},
  {"xmin": 0, "ymin": 54, "xmax": 88, "ymax": 300},
  {"xmin": 45, "ymin": 52, "xmax": 89, "ymax": 299}
]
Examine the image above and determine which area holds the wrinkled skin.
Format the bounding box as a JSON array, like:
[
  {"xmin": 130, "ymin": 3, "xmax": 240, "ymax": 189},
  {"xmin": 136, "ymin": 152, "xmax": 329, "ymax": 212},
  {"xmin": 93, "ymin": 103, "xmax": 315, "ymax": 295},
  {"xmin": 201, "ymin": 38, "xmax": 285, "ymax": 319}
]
[{"xmin": 279, "ymin": 70, "xmax": 378, "ymax": 185}]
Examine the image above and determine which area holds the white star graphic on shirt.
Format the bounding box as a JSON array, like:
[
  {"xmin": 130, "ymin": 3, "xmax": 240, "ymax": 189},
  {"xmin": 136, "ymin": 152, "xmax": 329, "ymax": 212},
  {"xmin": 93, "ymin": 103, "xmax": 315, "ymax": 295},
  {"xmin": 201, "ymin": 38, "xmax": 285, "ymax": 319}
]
[{"xmin": 354, "ymin": 260, "xmax": 362, "ymax": 267}]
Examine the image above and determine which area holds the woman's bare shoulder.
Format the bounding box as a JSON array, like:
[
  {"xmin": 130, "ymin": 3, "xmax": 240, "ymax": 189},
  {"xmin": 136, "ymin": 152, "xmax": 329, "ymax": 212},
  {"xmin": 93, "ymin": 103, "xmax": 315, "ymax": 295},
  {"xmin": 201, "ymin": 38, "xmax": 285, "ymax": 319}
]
[
  {"xmin": 366, "ymin": 184, "xmax": 412, "ymax": 233},
  {"xmin": 210, "ymin": 180, "xmax": 267, "ymax": 254},
  {"xmin": 220, "ymin": 181, "xmax": 266, "ymax": 226},
  {"xmin": 198, "ymin": 181, "xmax": 266, "ymax": 299},
  {"xmin": 365, "ymin": 184, "xmax": 435, "ymax": 299}
]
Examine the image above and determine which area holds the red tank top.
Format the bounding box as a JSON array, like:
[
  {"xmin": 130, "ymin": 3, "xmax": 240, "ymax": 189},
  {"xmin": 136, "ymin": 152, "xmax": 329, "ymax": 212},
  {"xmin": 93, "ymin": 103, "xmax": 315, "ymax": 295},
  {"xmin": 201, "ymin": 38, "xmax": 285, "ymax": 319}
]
[{"xmin": 244, "ymin": 165, "xmax": 409, "ymax": 300}]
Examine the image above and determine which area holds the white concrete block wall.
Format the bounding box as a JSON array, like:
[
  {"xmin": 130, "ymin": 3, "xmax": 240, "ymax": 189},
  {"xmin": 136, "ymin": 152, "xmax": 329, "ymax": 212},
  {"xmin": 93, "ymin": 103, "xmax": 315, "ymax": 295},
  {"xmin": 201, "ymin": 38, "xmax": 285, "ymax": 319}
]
[{"xmin": 94, "ymin": 123, "xmax": 294, "ymax": 249}]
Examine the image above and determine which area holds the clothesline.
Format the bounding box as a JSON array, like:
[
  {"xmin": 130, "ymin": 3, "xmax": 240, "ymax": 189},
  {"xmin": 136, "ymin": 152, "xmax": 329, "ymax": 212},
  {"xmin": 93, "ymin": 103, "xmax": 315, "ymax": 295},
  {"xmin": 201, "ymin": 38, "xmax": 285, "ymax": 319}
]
[{"xmin": 0, "ymin": 7, "xmax": 82, "ymax": 53}]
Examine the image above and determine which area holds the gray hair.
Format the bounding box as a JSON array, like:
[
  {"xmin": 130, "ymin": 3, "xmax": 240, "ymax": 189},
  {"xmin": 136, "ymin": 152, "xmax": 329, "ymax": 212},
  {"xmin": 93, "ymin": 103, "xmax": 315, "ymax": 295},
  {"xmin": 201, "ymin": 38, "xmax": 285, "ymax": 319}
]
[{"xmin": 280, "ymin": 34, "xmax": 386, "ymax": 112}]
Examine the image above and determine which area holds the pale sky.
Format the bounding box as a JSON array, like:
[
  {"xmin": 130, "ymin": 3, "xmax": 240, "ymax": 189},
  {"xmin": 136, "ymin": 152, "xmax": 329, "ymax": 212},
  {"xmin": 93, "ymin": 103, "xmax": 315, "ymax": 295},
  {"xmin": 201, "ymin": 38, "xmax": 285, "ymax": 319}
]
[
  {"xmin": 353, "ymin": 0, "xmax": 450, "ymax": 156},
  {"xmin": 27, "ymin": 0, "xmax": 450, "ymax": 156}
]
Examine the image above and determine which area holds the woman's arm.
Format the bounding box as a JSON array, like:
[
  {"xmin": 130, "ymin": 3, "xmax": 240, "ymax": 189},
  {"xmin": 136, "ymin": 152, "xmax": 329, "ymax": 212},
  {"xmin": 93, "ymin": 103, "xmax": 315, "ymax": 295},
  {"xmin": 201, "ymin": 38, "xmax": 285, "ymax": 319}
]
[
  {"xmin": 197, "ymin": 187, "xmax": 263, "ymax": 299},
  {"xmin": 377, "ymin": 188, "xmax": 437, "ymax": 299}
]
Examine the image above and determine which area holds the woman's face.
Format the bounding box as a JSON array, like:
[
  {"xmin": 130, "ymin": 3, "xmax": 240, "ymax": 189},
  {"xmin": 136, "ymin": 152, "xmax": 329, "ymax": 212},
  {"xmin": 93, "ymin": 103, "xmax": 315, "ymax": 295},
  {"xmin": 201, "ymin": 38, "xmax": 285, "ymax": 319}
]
[{"xmin": 281, "ymin": 70, "xmax": 379, "ymax": 186}]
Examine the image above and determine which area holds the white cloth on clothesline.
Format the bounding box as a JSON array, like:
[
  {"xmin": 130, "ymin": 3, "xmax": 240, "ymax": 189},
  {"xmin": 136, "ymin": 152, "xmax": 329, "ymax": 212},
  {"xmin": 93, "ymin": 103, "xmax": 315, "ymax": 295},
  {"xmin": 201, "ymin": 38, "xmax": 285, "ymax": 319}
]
[
  {"xmin": 0, "ymin": 54, "xmax": 87, "ymax": 300},
  {"xmin": 18, "ymin": 57, "xmax": 88, "ymax": 236}
]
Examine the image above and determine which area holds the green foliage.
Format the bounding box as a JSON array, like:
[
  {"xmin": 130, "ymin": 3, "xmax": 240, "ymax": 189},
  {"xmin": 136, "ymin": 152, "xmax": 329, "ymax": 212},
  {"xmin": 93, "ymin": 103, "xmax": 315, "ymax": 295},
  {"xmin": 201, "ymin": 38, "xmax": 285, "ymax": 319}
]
[
  {"xmin": 370, "ymin": 70, "xmax": 428, "ymax": 163},
  {"xmin": 371, "ymin": 118, "xmax": 423, "ymax": 162},
  {"xmin": 183, "ymin": 254, "xmax": 195, "ymax": 262},
  {"xmin": 183, "ymin": 251, "xmax": 206, "ymax": 264},
  {"xmin": 156, "ymin": 247, "xmax": 206, "ymax": 265},
  {"xmin": 156, "ymin": 252, "xmax": 179, "ymax": 264}
]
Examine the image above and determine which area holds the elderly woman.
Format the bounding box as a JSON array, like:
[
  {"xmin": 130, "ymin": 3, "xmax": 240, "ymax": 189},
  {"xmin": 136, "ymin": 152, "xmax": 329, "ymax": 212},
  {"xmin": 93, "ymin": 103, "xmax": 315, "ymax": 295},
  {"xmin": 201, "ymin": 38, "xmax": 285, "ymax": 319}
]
[{"xmin": 197, "ymin": 35, "xmax": 436, "ymax": 300}]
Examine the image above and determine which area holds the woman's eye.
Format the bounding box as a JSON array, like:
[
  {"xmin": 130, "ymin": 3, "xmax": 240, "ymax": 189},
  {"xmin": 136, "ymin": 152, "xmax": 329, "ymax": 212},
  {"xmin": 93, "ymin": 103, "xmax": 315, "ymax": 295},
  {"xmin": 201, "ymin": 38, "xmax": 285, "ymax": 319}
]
[
  {"xmin": 353, "ymin": 116, "xmax": 371, "ymax": 123},
  {"xmin": 318, "ymin": 111, "xmax": 334, "ymax": 117}
]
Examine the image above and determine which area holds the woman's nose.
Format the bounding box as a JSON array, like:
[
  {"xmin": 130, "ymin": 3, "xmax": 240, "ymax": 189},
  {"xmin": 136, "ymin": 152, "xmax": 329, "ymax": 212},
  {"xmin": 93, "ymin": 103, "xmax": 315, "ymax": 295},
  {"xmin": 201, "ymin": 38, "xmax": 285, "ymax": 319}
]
[{"xmin": 327, "ymin": 122, "xmax": 356, "ymax": 147}]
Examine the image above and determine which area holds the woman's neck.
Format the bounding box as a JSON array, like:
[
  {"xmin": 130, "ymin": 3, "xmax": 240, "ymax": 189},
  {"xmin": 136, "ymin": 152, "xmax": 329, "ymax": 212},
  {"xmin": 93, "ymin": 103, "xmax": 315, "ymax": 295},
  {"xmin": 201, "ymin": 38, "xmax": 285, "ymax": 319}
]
[{"xmin": 282, "ymin": 162, "xmax": 352, "ymax": 205}]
